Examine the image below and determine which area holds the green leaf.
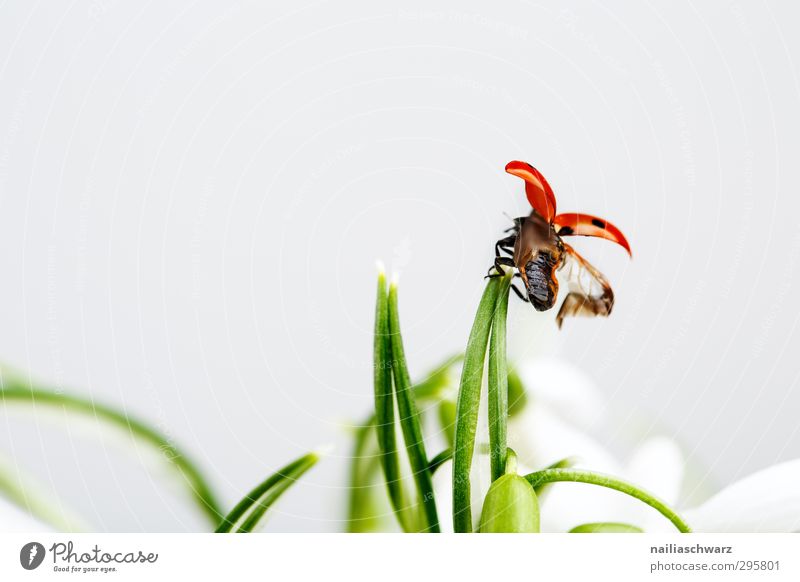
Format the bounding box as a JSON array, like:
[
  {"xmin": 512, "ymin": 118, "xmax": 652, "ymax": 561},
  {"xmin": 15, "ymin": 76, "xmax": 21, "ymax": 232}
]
[
  {"xmin": 372, "ymin": 270, "xmax": 414, "ymax": 532},
  {"xmin": 0, "ymin": 370, "xmax": 222, "ymax": 527},
  {"xmin": 437, "ymin": 399, "xmax": 456, "ymax": 449},
  {"xmin": 348, "ymin": 354, "xmax": 462, "ymax": 532},
  {"xmin": 427, "ymin": 449, "xmax": 453, "ymax": 475},
  {"xmin": 506, "ymin": 366, "xmax": 528, "ymax": 417},
  {"xmin": 569, "ymin": 522, "xmax": 643, "ymax": 533},
  {"xmin": 488, "ymin": 274, "xmax": 512, "ymax": 481},
  {"xmin": 387, "ymin": 281, "xmax": 440, "ymax": 533},
  {"xmin": 524, "ymin": 468, "xmax": 691, "ymax": 533},
  {"xmin": 345, "ymin": 418, "xmax": 385, "ymax": 533},
  {"xmin": 0, "ymin": 452, "xmax": 87, "ymax": 531},
  {"xmin": 216, "ymin": 452, "xmax": 319, "ymax": 533},
  {"xmin": 452, "ymin": 277, "xmax": 504, "ymax": 533},
  {"xmin": 412, "ymin": 354, "xmax": 461, "ymax": 400}
]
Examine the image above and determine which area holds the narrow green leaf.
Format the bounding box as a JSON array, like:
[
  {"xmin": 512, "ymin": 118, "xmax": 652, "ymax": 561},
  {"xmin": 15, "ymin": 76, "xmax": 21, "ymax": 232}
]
[
  {"xmin": 387, "ymin": 281, "xmax": 440, "ymax": 533},
  {"xmin": 428, "ymin": 449, "xmax": 453, "ymax": 475},
  {"xmin": 348, "ymin": 354, "xmax": 461, "ymax": 532},
  {"xmin": 523, "ymin": 468, "xmax": 691, "ymax": 533},
  {"xmin": 373, "ymin": 270, "xmax": 413, "ymax": 531},
  {"xmin": 488, "ymin": 274, "xmax": 512, "ymax": 481},
  {"xmin": 452, "ymin": 277, "xmax": 503, "ymax": 533},
  {"xmin": 216, "ymin": 452, "xmax": 319, "ymax": 533},
  {"xmin": 569, "ymin": 522, "xmax": 643, "ymax": 533},
  {"xmin": 0, "ymin": 372, "xmax": 222, "ymax": 527}
]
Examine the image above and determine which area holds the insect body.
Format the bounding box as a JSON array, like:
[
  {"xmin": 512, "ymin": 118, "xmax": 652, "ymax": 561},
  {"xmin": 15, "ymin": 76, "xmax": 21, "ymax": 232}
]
[{"xmin": 490, "ymin": 161, "xmax": 632, "ymax": 328}]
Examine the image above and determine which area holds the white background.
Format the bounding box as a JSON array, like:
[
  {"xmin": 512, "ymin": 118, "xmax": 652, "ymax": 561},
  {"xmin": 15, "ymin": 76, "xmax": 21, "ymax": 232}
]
[{"xmin": 1, "ymin": 0, "xmax": 799, "ymax": 532}]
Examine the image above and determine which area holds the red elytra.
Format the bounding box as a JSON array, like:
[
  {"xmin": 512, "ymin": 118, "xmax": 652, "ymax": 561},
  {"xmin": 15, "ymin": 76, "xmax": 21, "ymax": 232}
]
[{"xmin": 505, "ymin": 160, "xmax": 632, "ymax": 257}]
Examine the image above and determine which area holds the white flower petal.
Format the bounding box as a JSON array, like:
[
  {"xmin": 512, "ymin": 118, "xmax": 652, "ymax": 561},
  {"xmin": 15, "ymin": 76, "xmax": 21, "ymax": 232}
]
[
  {"xmin": 509, "ymin": 402, "xmax": 620, "ymax": 474},
  {"xmin": 596, "ymin": 437, "xmax": 685, "ymax": 531},
  {"xmin": 508, "ymin": 402, "xmax": 626, "ymax": 532},
  {"xmin": 431, "ymin": 459, "xmax": 454, "ymax": 533},
  {"xmin": 683, "ymin": 460, "xmax": 800, "ymax": 532},
  {"xmin": 539, "ymin": 481, "xmax": 633, "ymax": 533},
  {"xmin": 625, "ymin": 436, "xmax": 684, "ymax": 507},
  {"xmin": 514, "ymin": 357, "xmax": 607, "ymax": 429},
  {"xmin": 507, "ymin": 304, "xmax": 561, "ymax": 364}
]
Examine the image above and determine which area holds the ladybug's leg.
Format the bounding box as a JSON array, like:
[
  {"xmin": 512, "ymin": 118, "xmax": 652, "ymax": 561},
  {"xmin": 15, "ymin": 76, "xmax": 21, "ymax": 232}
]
[
  {"xmin": 510, "ymin": 282, "xmax": 529, "ymax": 302},
  {"xmin": 485, "ymin": 256, "xmax": 516, "ymax": 278},
  {"xmin": 495, "ymin": 234, "xmax": 517, "ymax": 258}
]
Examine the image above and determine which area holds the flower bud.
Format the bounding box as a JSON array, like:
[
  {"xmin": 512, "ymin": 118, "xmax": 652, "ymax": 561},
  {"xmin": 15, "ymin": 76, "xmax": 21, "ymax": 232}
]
[{"xmin": 478, "ymin": 473, "xmax": 540, "ymax": 533}]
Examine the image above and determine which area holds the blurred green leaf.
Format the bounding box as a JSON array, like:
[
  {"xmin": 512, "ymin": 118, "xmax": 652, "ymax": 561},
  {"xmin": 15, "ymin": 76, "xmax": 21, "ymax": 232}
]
[
  {"xmin": 0, "ymin": 369, "xmax": 222, "ymax": 527},
  {"xmin": 506, "ymin": 366, "xmax": 528, "ymax": 417},
  {"xmin": 427, "ymin": 449, "xmax": 453, "ymax": 475},
  {"xmin": 216, "ymin": 452, "xmax": 319, "ymax": 533},
  {"xmin": 345, "ymin": 419, "xmax": 385, "ymax": 533},
  {"xmin": 0, "ymin": 452, "xmax": 87, "ymax": 531}
]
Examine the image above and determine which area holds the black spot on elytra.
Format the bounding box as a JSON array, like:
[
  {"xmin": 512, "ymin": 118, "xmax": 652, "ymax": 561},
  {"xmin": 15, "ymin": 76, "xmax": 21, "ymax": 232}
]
[
  {"xmin": 558, "ymin": 226, "xmax": 574, "ymax": 236},
  {"xmin": 591, "ymin": 218, "xmax": 606, "ymax": 228}
]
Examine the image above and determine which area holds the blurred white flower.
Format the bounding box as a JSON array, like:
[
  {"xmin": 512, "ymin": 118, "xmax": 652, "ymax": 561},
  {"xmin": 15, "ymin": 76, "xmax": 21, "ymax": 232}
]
[
  {"xmin": 683, "ymin": 460, "xmax": 800, "ymax": 533},
  {"xmin": 444, "ymin": 354, "xmax": 800, "ymax": 533}
]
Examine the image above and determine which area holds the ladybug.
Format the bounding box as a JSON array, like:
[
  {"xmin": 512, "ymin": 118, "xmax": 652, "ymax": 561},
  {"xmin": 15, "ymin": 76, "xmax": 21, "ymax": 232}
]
[{"xmin": 489, "ymin": 161, "xmax": 632, "ymax": 328}]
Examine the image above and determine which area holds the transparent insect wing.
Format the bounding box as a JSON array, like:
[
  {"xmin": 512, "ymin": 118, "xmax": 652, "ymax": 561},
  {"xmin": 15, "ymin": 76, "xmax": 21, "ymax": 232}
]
[{"xmin": 555, "ymin": 245, "xmax": 615, "ymax": 328}]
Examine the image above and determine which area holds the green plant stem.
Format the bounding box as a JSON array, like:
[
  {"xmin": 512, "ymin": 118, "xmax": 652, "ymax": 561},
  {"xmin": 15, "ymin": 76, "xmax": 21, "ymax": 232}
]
[
  {"xmin": 488, "ymin": 274, "xmax": 512, "ymax": 481},
  {"xmin": 216, "ymin": 452, "xmax": 318, "ymax": 533},
  {"xmin": 387, "ymin": 282, "xmax": 440, "ymax": 533},
  {"xmin": 524, "ymin": 468, "xmax": 691, "ymax": 533},
  {"xmin": 531, "ymin": 457, "xmax": 576, "ymax": 496},
  {"xmin": 452, "ymin": 277, "xmax": 503, "ymax": 533},
  {"xmin": 0, "ymin": 381, "xmax": 222, "ymax": 527},
  {"xmin": 373, "ymin": 271, "xmax": 414, "ymax": 532}
]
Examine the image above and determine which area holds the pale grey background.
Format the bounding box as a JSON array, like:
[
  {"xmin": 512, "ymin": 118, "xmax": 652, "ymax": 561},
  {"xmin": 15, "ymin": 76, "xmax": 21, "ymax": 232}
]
[{"xmin": 1, "ymin": 0, "xmax": 799, "ymax": 532}]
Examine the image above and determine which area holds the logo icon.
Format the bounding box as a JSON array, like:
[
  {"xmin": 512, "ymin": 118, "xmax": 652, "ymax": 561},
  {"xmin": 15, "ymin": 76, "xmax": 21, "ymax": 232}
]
[{"xmin": 20, "ymin": 542, "xmax": 46, "ymax": 570}]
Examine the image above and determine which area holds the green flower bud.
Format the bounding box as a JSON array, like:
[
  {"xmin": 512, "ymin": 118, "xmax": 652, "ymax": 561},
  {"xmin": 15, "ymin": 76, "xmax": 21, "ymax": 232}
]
[{"xmin": 478, "ymin": 473, "xmax": 540, "ymax": 533}]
